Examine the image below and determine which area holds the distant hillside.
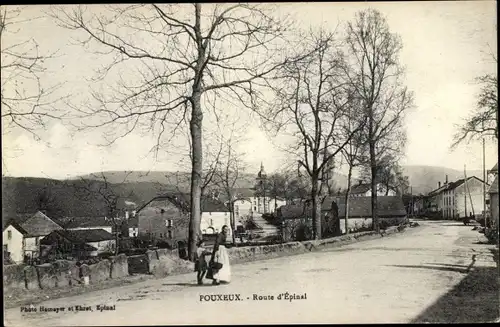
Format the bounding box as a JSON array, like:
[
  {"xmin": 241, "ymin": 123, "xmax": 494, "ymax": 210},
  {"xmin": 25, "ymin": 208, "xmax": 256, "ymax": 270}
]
[
  {"xmin": 402, "ymin": 165, "xmax": 483, "ymax": 195},
  {"xmin": 77, "ymin": 170, "xmax": 257, "ymax": 190},
  {"xmin": 76, "ymin": 165, "xmax": 484, "ymax": 196},
  {"xmin": 1, "ymin": 177, "xmax": 170, "ymax": 226}
]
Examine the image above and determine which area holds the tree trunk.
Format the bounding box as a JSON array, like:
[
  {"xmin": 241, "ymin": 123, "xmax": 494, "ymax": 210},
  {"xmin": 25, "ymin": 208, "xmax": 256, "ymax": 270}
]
[
  {"xmin": 344, "ymin": 165, "xmax": 353, "ymax": 235},
  {"xmin": 229, "ymin": 197, "xmax": 236, "ymax": 245},
  {"xmin": 114, "ymin": 220, "xmax": 119, "ymax": 255},
  {"xmin": 311, "ymin": 177, "xmax": 322, "ymax": 240},
  {"xmin": 187, "ymin": 4, "xmax": 205, "ymax": 262},
  {"xmin": 370, "ymin": 142, "xmax": 379, "ymax": 232},
  {"xmin": 188, "ymin": 92, "xmax": 203, "ymax": 261}
]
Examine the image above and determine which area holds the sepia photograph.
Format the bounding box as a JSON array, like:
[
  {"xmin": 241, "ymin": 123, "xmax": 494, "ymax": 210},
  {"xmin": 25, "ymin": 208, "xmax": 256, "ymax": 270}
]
[{"xmin": 2, "ymin": 1, "xmax": 499, "ymax": 325}]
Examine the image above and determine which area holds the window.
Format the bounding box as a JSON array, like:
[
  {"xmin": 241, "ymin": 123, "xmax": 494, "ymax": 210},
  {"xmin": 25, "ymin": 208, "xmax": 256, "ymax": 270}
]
[
  {"xmin": 7, "ymin": 230, "xmax": 12, "ymax": 240},
  {"xmin": 35, "ymin": 237, "xmax": 39, "ymax": 245},
  {"xmin": 167, "ymin": 230, "xmax": 173, "ymax": 239},
  {"xmin": 166, "ymin": 219, "xmax": 173, "ymax": 227},
  {"xmin": 160, "ymin": 233, "xmax": 163, "ymax": 238}
]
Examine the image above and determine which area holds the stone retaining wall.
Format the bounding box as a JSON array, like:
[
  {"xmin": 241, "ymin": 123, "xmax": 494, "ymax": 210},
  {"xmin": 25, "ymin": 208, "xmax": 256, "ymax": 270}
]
[{"xmin": 3, "ymin": 224, "xmax": 407, "ymax": 296}]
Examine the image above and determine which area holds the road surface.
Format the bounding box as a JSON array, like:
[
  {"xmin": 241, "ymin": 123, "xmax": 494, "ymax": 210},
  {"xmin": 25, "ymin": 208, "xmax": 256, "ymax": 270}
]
[{"xmin": 4, "ymin": 220, "xmax": 498, "ymax": 326}]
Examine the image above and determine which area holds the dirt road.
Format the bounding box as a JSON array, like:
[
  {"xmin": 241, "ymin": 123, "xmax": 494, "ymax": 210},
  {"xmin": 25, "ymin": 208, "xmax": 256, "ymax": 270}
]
[{"xmin": 4, "ymin": 220, "xmax": 498, "ymax": 325}]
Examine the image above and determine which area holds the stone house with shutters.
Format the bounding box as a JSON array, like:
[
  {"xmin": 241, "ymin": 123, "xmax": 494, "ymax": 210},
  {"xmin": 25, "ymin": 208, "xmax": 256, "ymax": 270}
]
[{"xmin": 136, "ymin": 195, "xmax": 190, "ymax": 243}]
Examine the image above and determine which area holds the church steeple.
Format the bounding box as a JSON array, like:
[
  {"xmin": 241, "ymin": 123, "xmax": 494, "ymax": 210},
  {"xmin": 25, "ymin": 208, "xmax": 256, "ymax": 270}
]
[{"xmin": 257, "ymin": 162, "xmax": 266, "ymax": 179}]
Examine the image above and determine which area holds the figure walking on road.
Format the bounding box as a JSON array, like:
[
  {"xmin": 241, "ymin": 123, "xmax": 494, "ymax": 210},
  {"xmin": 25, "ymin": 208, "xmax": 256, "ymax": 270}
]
[
  {"xmin": 208, "ymin": 225, "xmax": 232, "ymax": 285},
  {"xmin": 194, "ymin": 239, "xmax": 211, "ymax": 285}
]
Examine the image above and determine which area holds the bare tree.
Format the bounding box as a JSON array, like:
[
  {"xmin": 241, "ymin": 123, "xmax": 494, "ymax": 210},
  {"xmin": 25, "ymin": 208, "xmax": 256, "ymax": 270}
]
[
  {"xmin": 340, "ymin": 105, "xmax": 367, "ymax": 234},
  {"xmin": 75, "ymin": 171, "xmax": 133, "ymax": 255},
  {"xmin": 343, "ymin": 9, "xmax": 413, "ymax": 232},
  {"xmin": 213, "ymin": 130, "xmax": 246, "ymax": 245},
  {"xmin": 51, "ymin": 4, "xmax": 290, "ymax": 260},
  {"xmin": 452, "ymin": 54, "xmax": 498, "ymax": 148},
  {"xmin": 267, "ymin": 29, "xmax": 366, "ymax": 239},
  {"xmin": 1, "ymin": 6, "xmax": 65, "ymax": 139}
]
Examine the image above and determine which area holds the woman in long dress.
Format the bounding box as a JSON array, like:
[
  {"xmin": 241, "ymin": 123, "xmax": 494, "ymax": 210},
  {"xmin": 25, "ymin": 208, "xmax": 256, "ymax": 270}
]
[{"xmin": 209, "ymin": 225, "xmax": 231, "ymax": 285}]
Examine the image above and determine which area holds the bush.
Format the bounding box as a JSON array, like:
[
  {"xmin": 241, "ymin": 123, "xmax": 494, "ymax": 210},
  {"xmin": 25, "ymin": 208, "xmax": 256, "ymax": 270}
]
[
  {"xmin": 295, "ymin": 224, "xmax": 312, "ymax": 242},
  {"xmin": 485, "ymin": 228, "xmax": 498, "ymax": 244}
]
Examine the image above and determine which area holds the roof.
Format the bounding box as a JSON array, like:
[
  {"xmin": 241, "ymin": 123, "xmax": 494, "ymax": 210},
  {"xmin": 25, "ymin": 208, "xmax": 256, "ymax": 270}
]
[
  {"xmin": 350, "ymin": 183, "xmax": 371, "ymax": 194},
  {"xmin": 3, "ymin": 220, "xmax": 29, "ymax": 235},
  {"xmin": 44, "ymin": 228, "xmax": 114, "ymax": 243},
  {"xmin": 428, "ymin": 176, "xmax": 488, "ymax": 196},
  {"xmin": 489, "ymin": 176, "xmax": 498, "ymax": 194},
  {"xmin": 325, "ymin": 196, "xmax": 407, "ymax": 218},
  {"xmin": 62, "ymin": 216, "xmax": 114, "ymax": 229},
  {"xmin": 137, "ymin": 194, "xmax": 230, "ymax": 214},
  {"xmin": 277, "ymin": 204, "xmax": 311, "ymax": 219},
  {"xmin": 20, "ymin": 211, "xmax": 63, "ymax": 237}
]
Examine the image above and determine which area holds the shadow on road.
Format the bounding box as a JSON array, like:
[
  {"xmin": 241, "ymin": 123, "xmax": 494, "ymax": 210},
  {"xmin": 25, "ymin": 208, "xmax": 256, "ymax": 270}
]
[
  {"xmin": 162, "ymin": 282, "xmax": 200, "ymax": 287},
  {"xmin": 410, "ymin": 266, "xmax": 499, "ymax": 323},
  {"xmin": 388, "ymin": 264, "xmax": 470, "ymax": 274}
]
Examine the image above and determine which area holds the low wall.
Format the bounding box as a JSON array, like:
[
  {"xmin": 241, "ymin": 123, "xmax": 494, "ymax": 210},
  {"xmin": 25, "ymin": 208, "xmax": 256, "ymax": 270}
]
[
  {"xmin": 3, "ymin": 224, "xmax": 408, "ymax": 296},
  {"xmin": 3, "ymin": 248, "xmax": 195, "ymax": 295},
  {"xmin": 3, "ymin": 264, "xmax": 27, "ymax": 292}
]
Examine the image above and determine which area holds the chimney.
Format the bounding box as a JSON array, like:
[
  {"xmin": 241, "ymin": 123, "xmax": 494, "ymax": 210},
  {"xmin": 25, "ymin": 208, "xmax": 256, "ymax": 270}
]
[
  {"xmin": 125, "ymin": 211, "xmax": 129, "ymax": 220},
  {"xmin": 132, "ymin": 210, "xmax": 136, "ymax": 217},
  {"xmin": 438, "ymin": 181, "xmax": 441, "ymax": 188},
  {"xmin": 445, "ymin": 175, "xmax": 448, "ymax": 184}
]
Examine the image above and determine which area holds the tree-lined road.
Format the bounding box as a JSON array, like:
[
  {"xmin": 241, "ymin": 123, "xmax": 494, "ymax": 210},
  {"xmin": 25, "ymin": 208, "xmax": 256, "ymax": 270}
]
[{"xmin": 4, "ymin": 221, "xmax": 498, "ymax": 326}]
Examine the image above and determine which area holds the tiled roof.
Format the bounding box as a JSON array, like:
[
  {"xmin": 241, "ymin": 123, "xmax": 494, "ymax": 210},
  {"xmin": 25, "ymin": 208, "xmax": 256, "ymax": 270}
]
[
  {"xmin": 46, "ymin": 228, "xmax": 114, "ymax": 243},
  {"xmin": 277, "ymin": 204, "xmax": 311, "ymax": 219},
  {"xmin": 308, "ymin": 196, "xmax": 406, "ymax": 218},
  {"xmin": 41, "ymin": 231, "xmax": 98, "ymax": 250},
  {"xmin": 350, "ymin": 183, "xmax": 371, "ymax": 194},
  {"xmin": 428, "ymin": 176, "xmax": 488, "ymax": 196},
  {"xmin": 20, "ymin": 211, "xmax": 63, "ymax": 237},
  {"xmin": 138, "ymin": 194, "xmax": 230, "ymax": 213},
  {"xmin": 61, "ymin": 216, "xmax": 113, "ymax": 229}
]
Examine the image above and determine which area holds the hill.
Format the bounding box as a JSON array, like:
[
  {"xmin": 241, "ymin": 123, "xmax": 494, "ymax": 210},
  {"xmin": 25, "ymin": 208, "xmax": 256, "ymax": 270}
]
[
  {"xmin": 75, "ymin": 165, "xmax": 485, "ymax": 196},
  {"xmin": 402, "ymin": 165, "xmax": 484, "ymax": 195},
  {"xmin": 77, "ymin": 170, "xmax": 257, "ymax": 190}
]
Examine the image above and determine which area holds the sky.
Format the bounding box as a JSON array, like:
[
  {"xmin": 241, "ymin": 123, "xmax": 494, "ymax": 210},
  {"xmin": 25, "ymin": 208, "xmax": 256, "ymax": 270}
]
[{"xmin": 1, "ymin": 2, "xmax": 498, "ymax": 180}]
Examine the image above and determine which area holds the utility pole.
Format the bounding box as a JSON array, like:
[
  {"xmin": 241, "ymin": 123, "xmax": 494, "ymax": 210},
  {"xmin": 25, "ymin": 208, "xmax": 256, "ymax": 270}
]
[
  {"xmin": 464, "ymin": 165, "xmax": 468, "ymax": 219},
  {"xmin": 483, "ymin": 131, "xmax": 487, "ymax": 229}
]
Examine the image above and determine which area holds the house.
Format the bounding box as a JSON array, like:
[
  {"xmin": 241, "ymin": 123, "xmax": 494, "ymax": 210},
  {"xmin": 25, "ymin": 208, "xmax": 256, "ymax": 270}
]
[
  {"xmin": 350, "ymin": 180, "xmax": 397, "ymax": 197},
  {"xmin": 199, "ymin": 199, "xmax": 231, "ymax": 236},
  {"xmin": 488, "ymin": 163, "xmax": 498, "ymax": 230},
  {"xmin": 426, "ymin": 175, "xmax": 489, "ymax": 219},
  {"xmin": 40, "ymin": 229, "xmax": 116, "ymax": 260},
  {"xmin": 3, "ymin": 220, "xmax": 29, "ymax": 263},
  {"xmin": 19, "ymin": 211, "xmax": 63, "ymax": 260},
  {"xmin": 323, "ymin": 196, "xmax": 407, "ymax": 234},
  {"xmin": 136, "ymin": 195, "xmax": 190, "ymax": 244}
]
